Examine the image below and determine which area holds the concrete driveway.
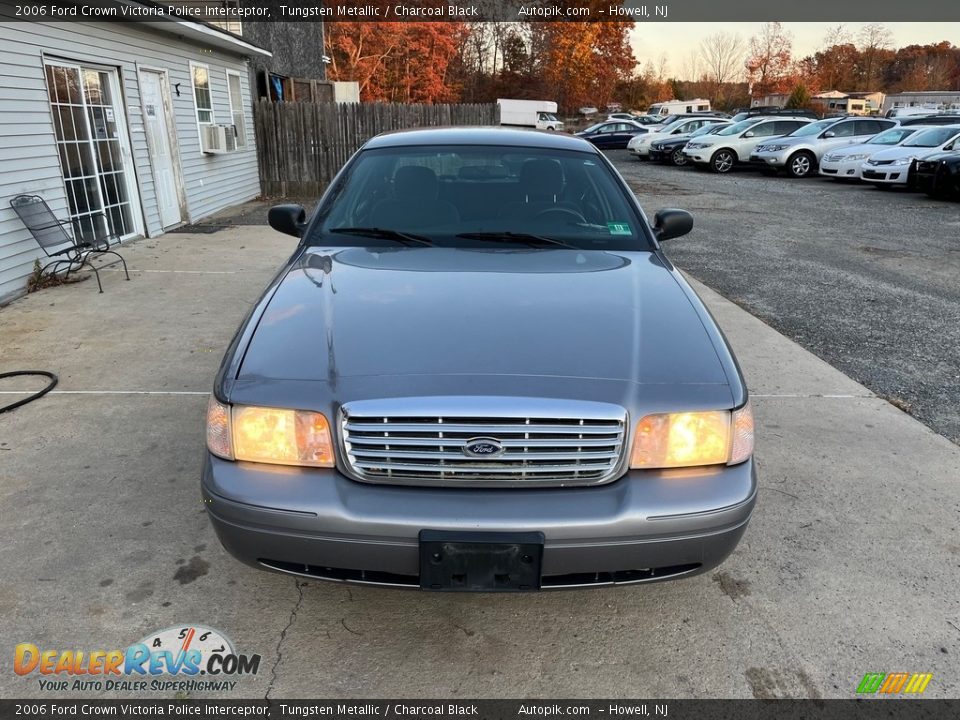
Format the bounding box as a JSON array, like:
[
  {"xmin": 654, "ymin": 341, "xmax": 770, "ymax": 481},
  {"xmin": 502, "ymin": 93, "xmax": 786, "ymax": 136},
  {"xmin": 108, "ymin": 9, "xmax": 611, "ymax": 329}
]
[{"xmin": 1, "ymin": 226, "xmax": 958, "ymax": 699}]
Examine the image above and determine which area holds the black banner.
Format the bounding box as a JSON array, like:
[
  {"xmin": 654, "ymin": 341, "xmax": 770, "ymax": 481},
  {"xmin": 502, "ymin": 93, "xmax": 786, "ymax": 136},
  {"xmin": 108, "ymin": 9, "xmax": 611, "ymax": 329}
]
[
  {"xmin": 2, "ymin": 0, "xmax": 960, "ymax": 22},
  {"xmin": 1, "ymin": 701, "xmax": 960, "ymax": 720}
]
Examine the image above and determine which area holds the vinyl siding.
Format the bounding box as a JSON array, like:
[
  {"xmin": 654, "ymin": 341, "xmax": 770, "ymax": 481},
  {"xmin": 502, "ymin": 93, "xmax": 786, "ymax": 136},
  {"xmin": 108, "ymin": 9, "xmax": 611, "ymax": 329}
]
[{"xmin": 0, "ymin": 18, "xmax": 260, "ymax": 303}]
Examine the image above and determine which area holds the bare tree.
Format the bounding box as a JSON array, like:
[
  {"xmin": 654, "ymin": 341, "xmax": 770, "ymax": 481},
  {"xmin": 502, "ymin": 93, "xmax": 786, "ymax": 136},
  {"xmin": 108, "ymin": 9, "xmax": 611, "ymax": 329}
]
[
  {"xmin": 699, "ymin": 32, "xmax": 746, "ymax": 102},
  {"xmin": 858, "ymin": 23, "xmax": 894, "ymax": 90}
]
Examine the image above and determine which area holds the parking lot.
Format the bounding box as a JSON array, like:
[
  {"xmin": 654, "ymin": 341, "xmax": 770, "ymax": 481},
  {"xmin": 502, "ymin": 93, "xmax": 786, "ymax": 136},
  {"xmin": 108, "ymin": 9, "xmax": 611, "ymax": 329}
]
[
  {"xmin": 2, "ymin": 171, "xmax": 960, "ymax": 699},
  {"xmin": 611, "ymin": 150, "xmax": 960, "ymax": 445}
]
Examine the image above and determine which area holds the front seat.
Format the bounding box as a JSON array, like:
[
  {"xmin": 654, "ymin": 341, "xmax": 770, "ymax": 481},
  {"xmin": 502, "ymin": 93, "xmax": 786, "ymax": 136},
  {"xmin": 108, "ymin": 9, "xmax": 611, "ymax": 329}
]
[
  {"xmin": 368, "ymin": 166, "xmax": 459, "ymax": 229},
  {"xmin": 498, "ymin": 159, "xmax": 581, "ymax": 221}
]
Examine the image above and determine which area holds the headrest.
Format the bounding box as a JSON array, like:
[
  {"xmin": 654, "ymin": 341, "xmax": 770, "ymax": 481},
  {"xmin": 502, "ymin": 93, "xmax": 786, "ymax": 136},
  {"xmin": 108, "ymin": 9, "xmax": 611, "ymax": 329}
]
[
  {"xmin": 394, "ymin": 165, "xmax": 439, "ymax": 201},
  {"xmin": 519, "ymin": 159, "xmax": 564, "ymax": 197}
]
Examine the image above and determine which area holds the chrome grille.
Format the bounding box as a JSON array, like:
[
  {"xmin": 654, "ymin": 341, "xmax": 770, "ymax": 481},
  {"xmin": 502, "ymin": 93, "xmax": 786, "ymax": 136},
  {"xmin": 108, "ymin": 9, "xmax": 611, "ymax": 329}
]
[{"xmin": 339, "ymin": 398, "xmax": 627, "ymax": 487}]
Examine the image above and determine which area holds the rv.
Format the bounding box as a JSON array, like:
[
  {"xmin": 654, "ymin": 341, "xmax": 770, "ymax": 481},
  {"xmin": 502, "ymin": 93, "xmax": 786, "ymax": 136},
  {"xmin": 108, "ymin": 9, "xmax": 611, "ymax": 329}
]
[{"xmin": 647, "ymin": 99, "xmax": 712, "ymax": 116}]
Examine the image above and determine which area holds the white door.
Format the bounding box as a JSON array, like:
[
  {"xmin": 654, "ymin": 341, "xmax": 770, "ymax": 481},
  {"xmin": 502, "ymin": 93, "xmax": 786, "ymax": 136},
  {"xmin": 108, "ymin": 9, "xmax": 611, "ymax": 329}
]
[{"xmin": 139, "ymin": 69, "xmax": 182, "ymax": 228}]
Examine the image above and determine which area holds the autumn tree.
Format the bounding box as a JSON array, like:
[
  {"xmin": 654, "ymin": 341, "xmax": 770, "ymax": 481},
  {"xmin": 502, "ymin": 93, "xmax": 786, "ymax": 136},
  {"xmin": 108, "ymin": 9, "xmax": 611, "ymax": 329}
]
[
  {"xmin": 325, "ymin": 21, "xmax": 468, "ymax": 103},
  {"xmin": 745, "ymin": 22, "xmax": 793, "ymax": 96}
]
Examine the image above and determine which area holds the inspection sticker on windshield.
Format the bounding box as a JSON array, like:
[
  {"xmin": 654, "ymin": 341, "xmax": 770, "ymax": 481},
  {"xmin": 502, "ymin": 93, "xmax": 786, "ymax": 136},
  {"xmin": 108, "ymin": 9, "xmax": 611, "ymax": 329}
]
[{"xmin": 607, "ymin": 222, "xmax": 632, "ymax": 235}]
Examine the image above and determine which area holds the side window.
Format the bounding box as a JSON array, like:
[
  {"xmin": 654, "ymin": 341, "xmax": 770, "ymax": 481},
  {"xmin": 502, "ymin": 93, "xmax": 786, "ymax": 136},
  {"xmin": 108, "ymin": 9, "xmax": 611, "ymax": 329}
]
[
  {"xmin": 854, "ymin": 120, "xmax": 878, "ymax": 136},
  {"xmin": 829, "ymin": 121, "xmax": 856, "ymax": 137},
  {"xmin": 225, "ymin": 70, "xmax": 247, "ymax": 148},
  {"xmin": 875, "ymin": 120, "xmax": 896, "ymax": 132},
  {"xmin": 190, "ymin": 62, "xmax": 213, "ymax": 126},
  {"xmin": 751, "ymin": 122, "xmax": 778, "ymax": 137}
]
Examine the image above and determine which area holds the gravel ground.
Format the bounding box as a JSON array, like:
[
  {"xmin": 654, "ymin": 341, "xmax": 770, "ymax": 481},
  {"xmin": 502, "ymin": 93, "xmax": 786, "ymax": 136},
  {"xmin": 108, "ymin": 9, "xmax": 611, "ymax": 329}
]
[{"xmin": 608, "ymin": 149, "xmax": 960, "ymax": 445}]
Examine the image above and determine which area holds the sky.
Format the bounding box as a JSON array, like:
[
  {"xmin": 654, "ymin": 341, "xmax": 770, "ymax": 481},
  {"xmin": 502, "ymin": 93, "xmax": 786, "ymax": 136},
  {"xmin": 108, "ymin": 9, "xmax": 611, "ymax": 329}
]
[{"xmin": 629, "ymin": 23, "xmax": 960, "ymax": 79}]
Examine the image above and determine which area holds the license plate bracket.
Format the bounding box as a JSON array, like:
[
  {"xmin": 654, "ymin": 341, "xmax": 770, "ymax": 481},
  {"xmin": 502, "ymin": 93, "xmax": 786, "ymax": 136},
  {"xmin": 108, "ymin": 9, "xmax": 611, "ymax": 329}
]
[{"xmin": 419, "ymin": 530, "xmax": 544, "ymax": 592}]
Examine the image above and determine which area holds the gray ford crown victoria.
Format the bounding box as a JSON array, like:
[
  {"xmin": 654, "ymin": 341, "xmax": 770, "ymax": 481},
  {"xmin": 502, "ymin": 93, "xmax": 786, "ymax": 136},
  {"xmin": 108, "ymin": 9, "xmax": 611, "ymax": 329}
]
[{"xmin": 203, "ymin": 128, "xmax": 756, "ymax": 591}]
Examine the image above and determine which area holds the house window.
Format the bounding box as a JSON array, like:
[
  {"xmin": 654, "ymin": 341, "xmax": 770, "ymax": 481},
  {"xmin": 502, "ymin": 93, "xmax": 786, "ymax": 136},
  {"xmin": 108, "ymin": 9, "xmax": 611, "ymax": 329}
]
[
  {"xmin": 191, "ymin": 62, "xmax": 213, "ymax": 125},
  {"xmin": 226, "ymin": 70, "xmax": 247, "ymax": 148}
]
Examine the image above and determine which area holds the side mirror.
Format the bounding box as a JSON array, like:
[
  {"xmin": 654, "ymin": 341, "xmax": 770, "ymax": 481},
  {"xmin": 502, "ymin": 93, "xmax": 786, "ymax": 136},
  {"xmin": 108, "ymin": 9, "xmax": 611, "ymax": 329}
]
[
  {"xmin": 653, "ymin": 208, "xmax": 694, "ymax": 242},
  {"xmin": 268, "ymin": 204, "xmax": 307, "ymax": 238},
  {"xmin": 743, "ymin": 130, "xmax": 755, "ymax": 138},
  {"xmin": 823, "ymin": 130, "xmax": 836, "ymax": 138}
]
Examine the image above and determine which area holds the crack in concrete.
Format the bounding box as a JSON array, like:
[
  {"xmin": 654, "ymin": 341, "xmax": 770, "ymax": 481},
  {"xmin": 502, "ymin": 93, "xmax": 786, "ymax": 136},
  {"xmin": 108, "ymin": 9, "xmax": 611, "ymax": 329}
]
[{"xmin": 265, "ymin": 579, "xmax": 304, "ymax": 700}]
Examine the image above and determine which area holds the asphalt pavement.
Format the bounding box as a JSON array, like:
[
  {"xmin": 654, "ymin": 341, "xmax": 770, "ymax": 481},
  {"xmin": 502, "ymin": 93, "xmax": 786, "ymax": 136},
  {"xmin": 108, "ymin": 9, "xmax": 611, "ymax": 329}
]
[{"xmin": 611, "ymin": 149, "xmax": 960, "ymax": 445}]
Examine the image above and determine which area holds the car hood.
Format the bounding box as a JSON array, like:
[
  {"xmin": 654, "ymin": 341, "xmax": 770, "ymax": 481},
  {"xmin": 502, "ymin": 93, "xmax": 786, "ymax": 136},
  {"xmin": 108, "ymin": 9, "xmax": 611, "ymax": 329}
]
[
  {"xmin": 868, "ymin": 145, "xmax": 937, "ymax": 161},
  {"xmin": 825, "ymin": 142, "xmax": 875, "ymax": 157},
  {"xmin": 235, "ymin": 247, "xmax": 731, "ymax": 399},
  {"xmin": 917, "ymin": 150, "xmax": 960, "ymax": 162}
]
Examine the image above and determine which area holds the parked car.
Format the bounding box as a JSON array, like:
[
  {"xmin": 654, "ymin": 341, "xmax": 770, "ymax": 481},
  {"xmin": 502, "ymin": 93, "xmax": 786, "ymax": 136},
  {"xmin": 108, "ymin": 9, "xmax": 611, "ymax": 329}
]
[
  {"xmin": 898, "ymin": 115, "xmax": 960, "ymax": 127},
  {"xmin": 729, "ymin": 108, "xmax": 819, "ymax": 123},
  {"xmin": 607, "ymin": 112, "xmax": 648, "ymax": 123},
  {"xmin": 627, "ymin": 116, "xmax": 729, "ymax": 158},
  {"xmin": 861, "ymin": 125, "xmax": 960, "ymax": 188},
  {"xmin": 683, "ymin": 116, "xmax": 812, "ymax": 173},
  {"xmin": 818, "ymin": 126, "xmax": 925, "ymax": 180},
  {"xmin": 910, "ymin": 151, "xmax": 960, "ymax": 200},
  {"xmin": 203, "ymin": 127, "xmax": 757, "ymax": 592},
  {"xmin": 575, "ymin": 120, "xmax": 647, "ymax": 149},
  {"xmin": 649, "ymin": 121, "xmax": 733, "ymax": 166},
  {"xmin": 748, "ymin": 117, "xmax": 898, "ymax": 177}
]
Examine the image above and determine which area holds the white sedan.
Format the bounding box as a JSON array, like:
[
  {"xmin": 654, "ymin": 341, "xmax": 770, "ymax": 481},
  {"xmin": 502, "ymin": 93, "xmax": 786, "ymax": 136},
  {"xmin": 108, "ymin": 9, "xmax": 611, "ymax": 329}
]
[
  {"xmin": 861, "ymin": 125, "xmax": 960, "ymax": 186},
  {"xmin": 819, "ymin": 127, "xmax": 925, "ymax": 180},
  {"xmin": 627, "ymin": 117, "xmax": 728, "ymax": 158}
]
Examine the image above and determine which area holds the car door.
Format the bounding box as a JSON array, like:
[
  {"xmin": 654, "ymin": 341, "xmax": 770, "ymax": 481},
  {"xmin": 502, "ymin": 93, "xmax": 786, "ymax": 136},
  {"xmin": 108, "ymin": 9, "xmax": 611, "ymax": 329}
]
[
  {"xmin": 610, "ymin": 123, "xmax": 636, "ymax": 148},
  {"xmin": 819, "ymin": 120, "xmax": 859, "ymax": 154},
  {"xmin": 589, "ymin": 124, "xmax": 616, "ymax": 148},
  {"xmin": 737, "ymin": 120, "xmax": 779, "ymax": 156}
]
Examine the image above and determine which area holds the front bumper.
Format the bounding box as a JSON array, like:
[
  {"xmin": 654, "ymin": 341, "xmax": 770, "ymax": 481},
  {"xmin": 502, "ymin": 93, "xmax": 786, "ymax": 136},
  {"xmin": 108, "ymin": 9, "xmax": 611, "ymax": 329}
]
[
  {"xmin": 202, "ymin": 454, "xmax": 757, "ymax": 590},
  {"xmin": 819, "ymin": 158, "xmax": 865, "ymax": 179},
  {"xmin": 862, "ymin": 165, "xmax": 910, "ymax": 184},
  {"xmin": 748, "ymin": 151, "xmax": 789, "ymax": 168}
]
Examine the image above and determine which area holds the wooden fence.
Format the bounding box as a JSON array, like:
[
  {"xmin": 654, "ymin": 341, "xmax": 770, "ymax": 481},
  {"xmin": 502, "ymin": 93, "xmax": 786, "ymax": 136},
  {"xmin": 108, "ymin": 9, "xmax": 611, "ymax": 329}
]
[{"xmin": 254, "ymin": 100, "xmax": 499, "ymax": 197}]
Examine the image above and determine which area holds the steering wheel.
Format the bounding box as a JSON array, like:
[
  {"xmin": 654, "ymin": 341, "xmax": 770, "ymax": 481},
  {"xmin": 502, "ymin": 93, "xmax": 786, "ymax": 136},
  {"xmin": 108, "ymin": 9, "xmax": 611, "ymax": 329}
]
[{"xmin": 534, "ymin": 208, "xmax": 587, "ymax": 224}]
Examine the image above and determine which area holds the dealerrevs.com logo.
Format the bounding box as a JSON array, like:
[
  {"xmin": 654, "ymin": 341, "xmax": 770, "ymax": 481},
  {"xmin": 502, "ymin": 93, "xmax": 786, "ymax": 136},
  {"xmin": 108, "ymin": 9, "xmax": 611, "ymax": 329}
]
[{"xmin": 15, "ymin": 625, "xmax": 261, "ymax": 693}]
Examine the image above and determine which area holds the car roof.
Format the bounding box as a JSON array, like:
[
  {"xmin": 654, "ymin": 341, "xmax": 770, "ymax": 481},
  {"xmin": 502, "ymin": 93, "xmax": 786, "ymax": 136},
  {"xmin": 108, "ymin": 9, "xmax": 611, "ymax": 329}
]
[{"xmin": 364, "ymin": 126, "xmax": 599, "ymax": 152}]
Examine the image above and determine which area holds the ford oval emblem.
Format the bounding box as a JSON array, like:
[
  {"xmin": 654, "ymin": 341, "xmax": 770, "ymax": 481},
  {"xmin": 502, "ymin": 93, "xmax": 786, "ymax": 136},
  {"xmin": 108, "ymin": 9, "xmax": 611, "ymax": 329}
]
[{"xmin": 462, "ymin": 437, "xmax": 504, "ymax": 458}]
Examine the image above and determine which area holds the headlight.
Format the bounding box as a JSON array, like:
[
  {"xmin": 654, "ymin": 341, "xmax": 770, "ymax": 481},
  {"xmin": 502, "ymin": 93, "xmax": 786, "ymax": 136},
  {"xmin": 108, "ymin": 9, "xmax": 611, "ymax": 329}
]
[
  {"xmin": 206, "ymin": 397, "xmax": 335, "ymax": 467},
  {"xmin": 763, "ymin": 144, "xmax": 788, "ymax": 152},
  {"xmin": 630, "ymin": 404, "xmax": 754, "ymax": 469},
  {"xmin": 844, "ymin": 154, "xmax": 868, "ymax": 162},
  {"xmin": 686, "ymin": 142, "xmax": 705, "ymax": 150},
  {"xmin": 893, "ymin": 157, "xmax": 913, "ymax": 165}
]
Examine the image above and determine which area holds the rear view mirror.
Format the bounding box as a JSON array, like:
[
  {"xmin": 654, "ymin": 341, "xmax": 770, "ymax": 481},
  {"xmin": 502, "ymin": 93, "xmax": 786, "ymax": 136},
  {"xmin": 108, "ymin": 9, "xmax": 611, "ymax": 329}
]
[
  {"xmin": 823, "ymin": 130, "xmax": 836, "ymax": 138},
  {"xmin": 268, "ymin": 204, "xmax": 307, "ymax": 238},
  {"xmin": 743, "ymin": 131, "xmax": 755, "ymax": 138},
  {"xmin": 653, "ymin": 208, "xmax": 694, "ymax": 242}
]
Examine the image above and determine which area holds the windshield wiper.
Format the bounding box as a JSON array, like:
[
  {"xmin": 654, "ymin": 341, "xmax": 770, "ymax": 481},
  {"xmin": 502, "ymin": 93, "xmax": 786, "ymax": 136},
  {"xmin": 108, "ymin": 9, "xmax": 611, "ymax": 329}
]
[
  {"xmin": 455, "ymin": 231, "xmax": 577, "ymax": 249},
  {"xmin": 329, "ymin": 227, "xmax": 433, "ymax": 247}
]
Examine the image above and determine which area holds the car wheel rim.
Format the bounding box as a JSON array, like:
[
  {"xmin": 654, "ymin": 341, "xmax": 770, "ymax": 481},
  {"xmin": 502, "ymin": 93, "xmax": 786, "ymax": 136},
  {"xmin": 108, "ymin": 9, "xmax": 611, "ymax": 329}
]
[
  {"xmin": 674, "ymin": 150, "xmax": 686, "ymax": 165},
  {"xmin": 715, "ymin": 153, "xmax": 733, "ymax": 172},
  {"xmin": 792, "ymin": 156, "xmax": 810, "ymax": 175}
]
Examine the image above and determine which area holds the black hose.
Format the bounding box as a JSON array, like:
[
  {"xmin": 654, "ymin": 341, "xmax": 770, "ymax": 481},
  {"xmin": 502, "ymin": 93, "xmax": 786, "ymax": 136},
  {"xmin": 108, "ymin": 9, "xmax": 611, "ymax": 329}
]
[{"xmin": 0, "ymin": 371, "xmax": 59, "ymax": 414}]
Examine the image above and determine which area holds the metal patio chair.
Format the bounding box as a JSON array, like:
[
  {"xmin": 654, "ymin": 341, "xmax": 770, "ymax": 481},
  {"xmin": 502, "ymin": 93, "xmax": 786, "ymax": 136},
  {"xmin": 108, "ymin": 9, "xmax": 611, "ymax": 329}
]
[{"xmin": 9, "ymin": 194, "xmax": 130, "ymax": 293}]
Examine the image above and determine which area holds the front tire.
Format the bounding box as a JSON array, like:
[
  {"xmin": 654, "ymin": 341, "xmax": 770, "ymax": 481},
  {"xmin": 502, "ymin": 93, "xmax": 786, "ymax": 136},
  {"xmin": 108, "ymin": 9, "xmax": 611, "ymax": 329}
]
[
  {"xmin": 787, "ymin": 151, "xmax": 816, "ymax": 178},
  {"xmin": 710, "ymin": 149, "xmax": 736, "ymax": 174},
  {"xmin": 672, "ymin": 148, "xmax": 688, "ymax": 166}
]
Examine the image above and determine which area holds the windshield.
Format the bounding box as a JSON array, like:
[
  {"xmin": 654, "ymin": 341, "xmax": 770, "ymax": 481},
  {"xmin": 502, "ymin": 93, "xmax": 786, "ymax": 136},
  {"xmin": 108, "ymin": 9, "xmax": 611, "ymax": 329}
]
[
  {"xmin": 692, "ymin": 123, "xmax": 725, "ymax": 137},
  {"xmin": 787, "ymin": 119, "xmax": 836, "ymax": 137},
  {"xmin": 902, "ymin": 127, "xmax": 960, "ymax": 147},
  {"xmin": 716, "ymin": 118, "xmax": 763, "ymax": 136},
  {"xmin": 310, "ymin": 145, "xmax": 652, "ymax": 251},
  {"xmin": 581, "ymin": 122, "xmax": 604, "ymax": 134},
  {"xmin": 658, "ymin": 119, "xmax": 687, "ymax": 133},
  {"xmin": 867, "ymin": 128, "xmax": 917, "ymax": 145}
]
